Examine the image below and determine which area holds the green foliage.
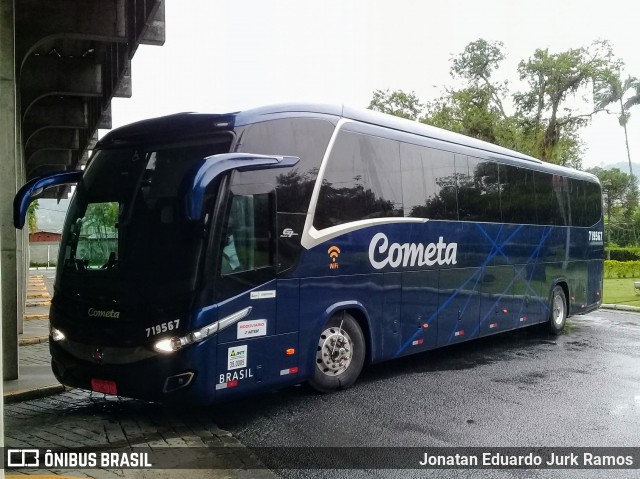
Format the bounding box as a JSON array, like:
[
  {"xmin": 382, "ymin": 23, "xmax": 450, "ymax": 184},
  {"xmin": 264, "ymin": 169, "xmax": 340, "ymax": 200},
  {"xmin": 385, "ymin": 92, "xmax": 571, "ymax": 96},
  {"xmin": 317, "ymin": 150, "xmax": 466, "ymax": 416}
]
[
  {"xmin": 451, "ymin": 39, "xmax": 508, "ymax": 118},
  {"xmin": 84, "ymin": 202, "xmax": 119, "ymax": 234},
  {"xmin": 368, "ymin": 89, "xmax": 423, "ymax": 121},
  {"xmin": 27, "ymin": 200, "xmax": 39, "ymax": 233},
  {"xmin": 588, "ymin": 167, "xmax": 639, "ymax": 246},
  {"xmin": 424, "ymin": 86, "xmax": 505, "ymax": 143},
  {"xmin": 513, "ymin": 40, "xmax": 618, "ymax": 166},
  {"xmin": 78, "ymin": 202, "xmax": 119, "ymax": 266},
  {"xmin": 588, "ymin": 167, "xmax": 637, "ymax": 217},
  {"xmin": 594, "ymin": 74, "xmax": 640, "ymax": 126},
  {"xmin": 594, "ymin": 73, "xmax": 640, "ymax": 175},
  {"xmin": 370, "ymin": 38, "xmax": 624, "ymax": 170},
  {"xmin": 604, "ymin": 260, "xmax": 640, "ymax": 278},
  {"xmin": 606, "ymin": 247, "xmax": 640, "ymax": 261},
  {"xmin": 368, "ymin": 38, "xmax": 640, "ymax": 245}
]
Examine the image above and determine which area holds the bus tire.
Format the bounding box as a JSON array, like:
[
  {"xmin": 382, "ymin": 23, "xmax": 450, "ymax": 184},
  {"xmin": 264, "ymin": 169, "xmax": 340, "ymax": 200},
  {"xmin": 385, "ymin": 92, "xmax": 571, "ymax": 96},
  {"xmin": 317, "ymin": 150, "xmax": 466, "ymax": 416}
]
[
  {"xmin": 548, "ymin": 285, "xmax": 567, "ymax": 334},
  {"xmin": 309, "ymin": 312, "xmax": 365, "ymax": 394}
]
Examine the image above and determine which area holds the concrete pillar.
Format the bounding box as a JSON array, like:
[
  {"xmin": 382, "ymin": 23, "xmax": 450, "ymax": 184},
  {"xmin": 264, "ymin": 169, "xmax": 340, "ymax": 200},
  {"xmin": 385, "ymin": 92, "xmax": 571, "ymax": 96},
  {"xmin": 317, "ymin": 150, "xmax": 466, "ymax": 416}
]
[
  {"xmin": 17, "ymin": 89, "xmax": 25, "ymax": 336},
  {"xmin": 1, "ymin": 0, "xmax": 19, "ymax": 380}
]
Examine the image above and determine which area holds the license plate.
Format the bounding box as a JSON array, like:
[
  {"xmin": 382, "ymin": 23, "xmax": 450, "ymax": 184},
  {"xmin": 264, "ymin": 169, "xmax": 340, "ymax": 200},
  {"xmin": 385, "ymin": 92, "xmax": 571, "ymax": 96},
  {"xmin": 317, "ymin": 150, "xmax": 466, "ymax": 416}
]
[{"xmin": 91, "ymin": 378, "xmax": 118, "ymax": 395}]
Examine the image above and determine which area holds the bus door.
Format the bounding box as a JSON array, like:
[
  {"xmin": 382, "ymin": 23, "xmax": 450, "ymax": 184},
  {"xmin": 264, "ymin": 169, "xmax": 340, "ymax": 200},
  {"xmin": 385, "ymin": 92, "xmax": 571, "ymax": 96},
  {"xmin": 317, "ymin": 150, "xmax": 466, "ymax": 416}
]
[{"xmin": 213, "ymin": 184, "xmax": 296, "ymax": 396}]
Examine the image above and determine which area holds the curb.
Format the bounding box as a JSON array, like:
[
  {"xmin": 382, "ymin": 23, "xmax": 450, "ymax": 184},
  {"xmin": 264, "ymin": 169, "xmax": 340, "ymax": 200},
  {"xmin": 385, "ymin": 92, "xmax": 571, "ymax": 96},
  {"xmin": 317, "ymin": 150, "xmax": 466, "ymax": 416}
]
[
  {"xmin": 4, "ymin": 384, "xmax": 67, "ymax": 404},
  {"xmin": 600, "ymin": 303, "xmax": 640, "ymax": 312},
  {"xmin": 26, "ymin": 300, "xmax": 51, "ymax": 307},
  {"xmin": 27, "ymin": 292, "xmax": 50, "ymax": 299},
  {"xmin": 19, "ymin": 335, "xmax": 49, "ymax": 345}
]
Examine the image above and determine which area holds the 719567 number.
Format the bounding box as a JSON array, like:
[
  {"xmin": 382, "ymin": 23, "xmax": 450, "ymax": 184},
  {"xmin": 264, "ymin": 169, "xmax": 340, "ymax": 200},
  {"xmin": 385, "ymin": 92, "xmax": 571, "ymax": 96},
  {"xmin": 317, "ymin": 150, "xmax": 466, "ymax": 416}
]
[{"xmin": 146, "ymin": 319, "xmax": 180, "ymax": 338}]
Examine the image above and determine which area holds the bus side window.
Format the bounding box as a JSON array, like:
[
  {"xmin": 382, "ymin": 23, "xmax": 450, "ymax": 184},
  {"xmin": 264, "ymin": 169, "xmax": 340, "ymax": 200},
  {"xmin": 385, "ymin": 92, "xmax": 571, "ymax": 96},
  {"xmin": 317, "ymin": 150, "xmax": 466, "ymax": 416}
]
[
  {"xmin": 401, "ymin": 143, "xmax": 457, "ymax": 220},
  {"xmin": 584, "ymin": 181, "xmax": 602, "ymax": 226},
  {"xmin": 314, "ymin": 131, "xmax": 403, "ymax": 229},
  {"xmin": 501, "ymin": 165, "xmax": 537, "ymax": 224}
]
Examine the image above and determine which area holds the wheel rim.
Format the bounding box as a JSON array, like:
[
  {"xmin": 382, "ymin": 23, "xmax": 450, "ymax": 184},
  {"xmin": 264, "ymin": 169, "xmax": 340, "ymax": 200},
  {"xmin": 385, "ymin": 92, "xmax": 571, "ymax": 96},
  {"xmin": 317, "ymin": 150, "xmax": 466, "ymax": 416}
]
[
  {"xmin": 553, "ymin": 292, "xmax": 565, "ymax": 326},
  {"xmin": 316, "ymin": 326, "xmax": 353, "ymax": 376}
]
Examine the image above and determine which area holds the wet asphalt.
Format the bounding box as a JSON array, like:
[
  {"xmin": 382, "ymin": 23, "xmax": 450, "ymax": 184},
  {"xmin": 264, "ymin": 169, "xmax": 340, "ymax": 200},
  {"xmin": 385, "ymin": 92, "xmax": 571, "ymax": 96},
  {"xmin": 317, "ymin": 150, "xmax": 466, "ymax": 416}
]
[{"xmin": 207, "ymin": 309, "xmax": 640, "ymax": 478}]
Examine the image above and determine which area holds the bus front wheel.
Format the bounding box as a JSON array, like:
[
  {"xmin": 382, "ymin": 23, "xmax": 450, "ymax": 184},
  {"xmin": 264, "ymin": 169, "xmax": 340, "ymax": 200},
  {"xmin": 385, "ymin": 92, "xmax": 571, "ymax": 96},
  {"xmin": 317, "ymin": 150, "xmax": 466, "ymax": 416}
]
[
  {"xmin": 309, "ymin": 312, "xmax": 365, "ymax": 393},
  {"xmin": 548, "ymin": 285, "xmax": 567, "ymax": 334}
]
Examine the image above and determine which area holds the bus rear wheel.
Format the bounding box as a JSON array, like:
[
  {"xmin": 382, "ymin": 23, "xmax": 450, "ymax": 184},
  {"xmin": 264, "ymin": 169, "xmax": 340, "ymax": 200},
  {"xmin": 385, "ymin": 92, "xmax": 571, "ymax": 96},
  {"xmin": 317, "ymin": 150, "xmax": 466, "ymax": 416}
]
[
  {"xmin": 309, "ymin": 312, "xmax": 365, "ymax": 394},
  {"xmin": 548, "ymin": 285, "xmax": 567, "ymax": 334}
]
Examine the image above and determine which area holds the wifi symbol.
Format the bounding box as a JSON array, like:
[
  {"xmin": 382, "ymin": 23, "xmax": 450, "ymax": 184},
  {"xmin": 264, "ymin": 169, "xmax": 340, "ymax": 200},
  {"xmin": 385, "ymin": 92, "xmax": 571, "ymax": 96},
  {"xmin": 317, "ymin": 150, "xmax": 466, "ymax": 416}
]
[{"xmin": 328, "ymin": 246, "xmax": 341, "ymax": 269}]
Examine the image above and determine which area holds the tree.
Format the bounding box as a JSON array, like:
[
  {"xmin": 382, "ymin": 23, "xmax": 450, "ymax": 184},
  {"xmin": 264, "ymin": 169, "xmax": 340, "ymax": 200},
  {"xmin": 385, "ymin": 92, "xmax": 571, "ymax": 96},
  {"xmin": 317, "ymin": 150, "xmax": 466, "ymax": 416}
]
[
  {"xmin": 81, "ymin": 202, "xmax": 119, "ymax": 264},
  {"xmin": 370, "ymin": 39, "xmax": 623, "ymax": 171},
  {"xmin": 425, "ymin": 85, "xmax": 508, "ymax": 144},
  {"xmin": 451, "ymin": 39, "xmax": 508, "ymax": 118},
  {"xmin": 588, "ymin": 167, "xmax": 639, "ymax": 245},
  {"xmin": 594, "ymin": 73, "xmax": 640, "ymax": 175},
  {"xmin": 514, "ymin": 40, "xmax": 620, "ymax": 166},
  {"xmin": 368, "ymin": 89, "xmax": 423, "ymax": 120},
  {"xmin": 27, "ymin": 200, "xmax": 39, "ymax": 233}
]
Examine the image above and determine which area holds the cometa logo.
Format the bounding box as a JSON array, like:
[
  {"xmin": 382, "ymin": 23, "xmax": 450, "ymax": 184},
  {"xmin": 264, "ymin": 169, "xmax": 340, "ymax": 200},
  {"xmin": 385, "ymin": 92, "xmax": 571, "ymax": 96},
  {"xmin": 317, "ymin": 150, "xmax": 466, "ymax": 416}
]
[
  {"xmin": 87, "ymin": 308, "xmax": 120, "ymax": 319},
  {"xmin": 368, "ymin": 232, "xmax": 458, "ymax": 270},
  {"xmin": 328, "ymin": 245, "xmax": 341, "ymax": 270}
]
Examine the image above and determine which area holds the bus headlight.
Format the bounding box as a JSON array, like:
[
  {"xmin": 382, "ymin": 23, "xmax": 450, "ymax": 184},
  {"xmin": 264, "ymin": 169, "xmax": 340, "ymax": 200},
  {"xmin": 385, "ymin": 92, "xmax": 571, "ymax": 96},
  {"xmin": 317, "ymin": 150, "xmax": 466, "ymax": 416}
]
[
  {"xmin": 153, "ymin": 306, "xmax": 252, "ymax": 354},
  {"xmin": 50, "ymin": 326, "xmax": 66, "ymax": 342}
]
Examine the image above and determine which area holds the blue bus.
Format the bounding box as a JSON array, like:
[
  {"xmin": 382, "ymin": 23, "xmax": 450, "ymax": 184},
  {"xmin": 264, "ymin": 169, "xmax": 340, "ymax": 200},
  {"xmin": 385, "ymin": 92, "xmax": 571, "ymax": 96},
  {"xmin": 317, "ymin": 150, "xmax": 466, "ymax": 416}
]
[{"xmin": 14, "ymin": 104, "xmax": 603, "ymax": 403}]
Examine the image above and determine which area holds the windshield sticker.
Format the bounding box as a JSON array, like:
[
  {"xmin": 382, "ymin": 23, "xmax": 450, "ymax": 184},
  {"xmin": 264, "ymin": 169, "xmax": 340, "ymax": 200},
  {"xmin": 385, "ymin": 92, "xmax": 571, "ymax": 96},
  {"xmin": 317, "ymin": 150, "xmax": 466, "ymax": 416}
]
[
  {"xmin": 369, "ymin": 232, "xmax": 457, "ymax": 270},
  {"xmin": 280, "ymin": 228, "xmax": 299, "ymax": 238},
  {"xmin": 237, "ymin": 319, "xmax": 267, "ymax": 339},
  {"xmin": 250, "ymin": 290, "xmax": 276, "ymax": 300},
  {"xmin": 228, "ymin": 345, "xmax": 247, "ymax": 370}
]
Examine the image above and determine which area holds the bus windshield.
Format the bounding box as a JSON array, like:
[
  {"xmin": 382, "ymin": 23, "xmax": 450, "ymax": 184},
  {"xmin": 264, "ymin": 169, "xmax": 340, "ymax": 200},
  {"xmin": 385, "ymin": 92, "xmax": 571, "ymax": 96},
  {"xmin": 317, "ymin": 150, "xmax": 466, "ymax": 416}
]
[{"xmin": 58, "ymin": 142, "xmax": 228, "ymax": 311}]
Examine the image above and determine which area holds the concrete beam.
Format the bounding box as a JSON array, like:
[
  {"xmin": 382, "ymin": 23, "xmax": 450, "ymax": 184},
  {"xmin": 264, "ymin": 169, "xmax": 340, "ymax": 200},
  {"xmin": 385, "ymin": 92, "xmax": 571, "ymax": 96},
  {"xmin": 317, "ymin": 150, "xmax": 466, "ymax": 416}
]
[
  {"xmin": 141, "ymin": 0, "xmax": 165, "ymax": 46},
  {"xmin": 98, "ymin": 104, "xmax": 112, "ymax": 129},
  {"xmin": 84, "ymin": 131, "xmax": 99, "ymax": 152},
  {"xmin": 114, "ymin": 65, "xmax": 132, "ymax": 98},
  {"xmin": 21, "ymin": 56, "xmax": 102, "ymax": 118},
  {"xmin": 25, "ymin": 128, "xmax": 79, "ymax": 155},
  {"xmin": 23, "ymin": 96, "xmax": 87, "ymax": 129},
  {"xmin": 16, "ymin": 0, "xmax": 126, "ymax": 66},
  {"xmin": 23, "ymin": 98, "xmax": 88, "ymax": 146},
  {"xmin": 28, "ymin": 165, "xmax": 73, "ymax": 180},
  {"xmin": 27, "ymin": 149, "xmax": 72, "ymax": 169},
  {"xmin": 127, "ymin": 0, "xmax": 163, "ymax": 58}
]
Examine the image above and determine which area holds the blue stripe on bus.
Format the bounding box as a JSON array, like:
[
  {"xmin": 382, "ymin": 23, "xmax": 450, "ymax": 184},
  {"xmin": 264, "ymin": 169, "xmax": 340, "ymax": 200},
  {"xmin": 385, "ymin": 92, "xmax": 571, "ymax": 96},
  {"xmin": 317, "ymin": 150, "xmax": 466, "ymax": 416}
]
[{"xmin": 394, "ymin": 224, "xmax": 562, "ymax": 357}]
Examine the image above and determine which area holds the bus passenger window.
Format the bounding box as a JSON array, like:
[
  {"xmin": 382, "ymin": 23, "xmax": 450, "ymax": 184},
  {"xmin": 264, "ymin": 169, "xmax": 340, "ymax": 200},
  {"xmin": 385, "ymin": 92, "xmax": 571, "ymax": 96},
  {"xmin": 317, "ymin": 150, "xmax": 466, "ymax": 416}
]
[
  {"xmin": 401, "ymin": 143, "xmax": 457, "ymax": 220},
  {"xmin": 314, "ymin": 131, "xmax": 403, "ymax": 229}
]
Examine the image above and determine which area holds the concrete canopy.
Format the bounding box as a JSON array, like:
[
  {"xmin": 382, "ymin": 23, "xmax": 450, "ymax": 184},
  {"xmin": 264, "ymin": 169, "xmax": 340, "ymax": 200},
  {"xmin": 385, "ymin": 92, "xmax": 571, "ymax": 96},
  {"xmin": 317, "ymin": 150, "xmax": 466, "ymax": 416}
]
[
  {"xmin": 0, "ymin": 0, "xmax": 166, "ymax": 382},
  {"xmin": 18, "ymin": 0, "xmax": 165, "ymax": 193}
]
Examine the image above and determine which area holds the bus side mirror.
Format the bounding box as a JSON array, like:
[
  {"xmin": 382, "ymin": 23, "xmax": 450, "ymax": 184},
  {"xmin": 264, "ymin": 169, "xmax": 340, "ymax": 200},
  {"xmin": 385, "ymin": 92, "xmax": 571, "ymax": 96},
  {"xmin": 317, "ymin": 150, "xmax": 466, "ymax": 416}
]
[
  {"xmin": 186, "ymin": 153, "xmax": 299, "ymax": 221},
  {"xmin": 14, "ymin": 171, "xmax": 83, "ymax": 229}
]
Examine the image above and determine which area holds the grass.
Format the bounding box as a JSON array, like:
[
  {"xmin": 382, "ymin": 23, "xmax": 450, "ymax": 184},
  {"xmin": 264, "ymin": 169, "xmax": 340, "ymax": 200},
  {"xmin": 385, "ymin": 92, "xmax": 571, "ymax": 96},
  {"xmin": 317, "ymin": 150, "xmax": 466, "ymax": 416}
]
[{"xmin": 603, "ymin": 277, "xmax": 640, "ymax": 307}]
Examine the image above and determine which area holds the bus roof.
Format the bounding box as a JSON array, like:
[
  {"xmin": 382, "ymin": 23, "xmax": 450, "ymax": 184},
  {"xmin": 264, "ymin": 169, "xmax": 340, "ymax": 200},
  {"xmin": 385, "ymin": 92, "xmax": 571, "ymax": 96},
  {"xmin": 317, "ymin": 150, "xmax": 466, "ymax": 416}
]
[{"xmin": 98, "ymin": 103, "xmax": 599, "ymax": 183}]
